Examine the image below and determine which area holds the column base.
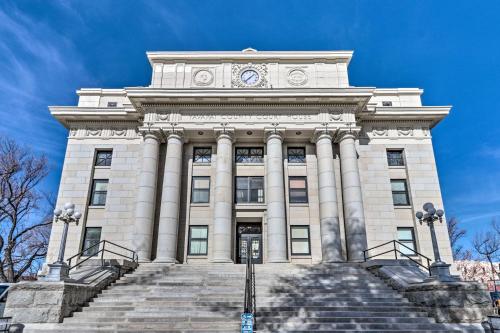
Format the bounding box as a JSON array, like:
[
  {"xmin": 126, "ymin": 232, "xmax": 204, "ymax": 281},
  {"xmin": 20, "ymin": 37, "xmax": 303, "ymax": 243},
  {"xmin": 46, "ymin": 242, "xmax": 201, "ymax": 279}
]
[
  {"xmin": 211, "ymin": 258, "xmax": 234, "ymax": 263},
  {"xmin": 153, "ymin": 257, "xmax": 177, "ymax": 264},
  {"xmin": 322, "ymin": 259, "xmax": 346, "ymax": 264},
  {"xmin": 425, "ymin": 261, "xmax": 460, "ymax": 282},
  {"xmin": 267, "ymin": 259, "xmax": 289, "ymax": 263},
  {"xmin": 41, "ymin": 262, "xmax": 74, "ymax": 282}
]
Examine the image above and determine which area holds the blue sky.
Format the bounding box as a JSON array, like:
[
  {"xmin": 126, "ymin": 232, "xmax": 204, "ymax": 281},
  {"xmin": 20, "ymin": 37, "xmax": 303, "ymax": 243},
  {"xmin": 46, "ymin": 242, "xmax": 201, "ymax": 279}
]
[{"xmin": 0, "ymin": 0, "xmax": 498, "ymax": 249}]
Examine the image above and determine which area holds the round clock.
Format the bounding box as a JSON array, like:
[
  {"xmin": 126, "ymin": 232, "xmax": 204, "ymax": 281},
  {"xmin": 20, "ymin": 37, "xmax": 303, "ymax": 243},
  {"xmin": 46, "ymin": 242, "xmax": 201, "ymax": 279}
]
[{"xmin": 240, "ymin": 69, "xmax": 260, "ymax": 86}]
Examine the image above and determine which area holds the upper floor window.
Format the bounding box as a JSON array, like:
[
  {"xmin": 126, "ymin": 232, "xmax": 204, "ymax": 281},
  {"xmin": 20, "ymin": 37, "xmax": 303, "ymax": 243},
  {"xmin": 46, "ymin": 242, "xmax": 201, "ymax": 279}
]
[
  {"xmin": 191, "ymin": 176, "xmax": 210, "ymax": 203},
  {"xmin": 287, "ymin": 147, "xmax": 306, "ymax": 163},
  {"xmin": 391, "ymin": 179, "xmax": 410, "ymax": 206},
  {"xmin": 397, "ymin": 227, "xmax": 416, "ymax": 256},
  {"xmin": 387, "ymin": 150, "xmax": 404, "ymax": 167},
  {"xmin": 235, "ymin": 147, "xmax": 264, "ymax": 163},
  {"xmin": 107, "ymin": 101, "xmax": 117, "ymax": 107},
  {"xmin": 193, "ymin": 147, "xmax": 212, "ymax": 163},
  {"xmin": 382, "ymin": 101, "xmax": 393, "ymax": 106},
  {"xmin": 235, "ymin": 176, "xmax": 264, "ymax": 204},
  {"xmin": 289, "ymin": 176, "xmax": 308, "ymax": 203},
  {"xmin": 90, "ymin": 179, "xmax": 108, "ymax": 206},
  {"xmin": 95, "ymin": 150, "xmax": 112, "ymax": 167}
]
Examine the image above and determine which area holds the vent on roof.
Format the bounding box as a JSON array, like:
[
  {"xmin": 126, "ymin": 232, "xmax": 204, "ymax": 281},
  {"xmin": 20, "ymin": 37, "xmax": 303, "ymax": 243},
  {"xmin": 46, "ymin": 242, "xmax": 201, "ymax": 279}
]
[
  {"xmin": 382, "ymin": 101, "xmax": 393, "ymax": 107},
  {"xmin": 107, "ymin": 101, "xmax": 118, "ymax": 107}
]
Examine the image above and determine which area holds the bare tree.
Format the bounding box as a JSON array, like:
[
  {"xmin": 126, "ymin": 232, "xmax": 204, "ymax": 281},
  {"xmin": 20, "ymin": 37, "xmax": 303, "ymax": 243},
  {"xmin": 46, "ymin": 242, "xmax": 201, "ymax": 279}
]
[
  {"xmin": 472, "ymin": 221, "xmax": 500, "ymax": 282},
  {"xmin": 0, "ymin": 138, "xmax": 53, "ymax": 282},
  {"xmin": 447, "ymin": 217, "xmax": 467, "ymax": 260}
]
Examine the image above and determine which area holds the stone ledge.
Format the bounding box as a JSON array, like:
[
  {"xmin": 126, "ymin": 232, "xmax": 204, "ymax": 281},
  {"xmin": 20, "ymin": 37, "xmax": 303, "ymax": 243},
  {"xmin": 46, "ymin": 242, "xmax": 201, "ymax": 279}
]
[
  {"xmin": 5, "ymin": 260, "xmax": 136, "ymax": 324},
  {"xmin": 363, "ymin": 259, "xmax": 493, "ymax": 323}
]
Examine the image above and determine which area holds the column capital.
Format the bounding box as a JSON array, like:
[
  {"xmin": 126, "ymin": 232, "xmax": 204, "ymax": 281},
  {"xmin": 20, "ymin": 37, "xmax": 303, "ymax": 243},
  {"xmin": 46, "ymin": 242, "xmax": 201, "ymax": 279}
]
[
  {"xmin": 138, "ymin": 128, "xmax": 163, "ymax": 141},
  {"xmin": 264, "ymin": 129, "xmax": 285, "ymax": 142},
  {"xmin": 214, "ymin": 128, "xmax": 235, "ymax": 142},
  {"xmin": 312, "ymin": 128, "xmax": 337, "ymax": 143},
  {"xmin": 163, "ymin": 129, "xmax": 184, "ymax": 142},
  {"xmin": 335, "ymin": 127, "xmax": 362, "ymax": 143}
]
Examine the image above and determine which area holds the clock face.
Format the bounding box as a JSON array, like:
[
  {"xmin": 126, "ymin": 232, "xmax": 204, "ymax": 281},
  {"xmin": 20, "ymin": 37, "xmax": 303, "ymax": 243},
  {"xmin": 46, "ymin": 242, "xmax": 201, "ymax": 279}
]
[{"xmin": 240, "ymin": 69, "xmax": 260, "ymax": 86}]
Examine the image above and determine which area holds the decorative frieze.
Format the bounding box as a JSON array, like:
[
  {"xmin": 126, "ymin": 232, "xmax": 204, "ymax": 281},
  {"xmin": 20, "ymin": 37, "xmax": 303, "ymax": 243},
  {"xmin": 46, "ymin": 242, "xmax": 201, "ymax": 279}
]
[
  {"xmin": 68, "ymin": 123, "xmax": 139, "ymax": 140},
  {"xmin": 361, "ymin": 122, "xmax": 431, "ymax": 140}
]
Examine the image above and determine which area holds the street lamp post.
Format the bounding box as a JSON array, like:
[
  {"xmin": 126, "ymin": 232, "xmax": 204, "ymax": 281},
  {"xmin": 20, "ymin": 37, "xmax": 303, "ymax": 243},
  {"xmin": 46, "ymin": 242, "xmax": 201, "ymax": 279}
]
[
  {"xmin": 416, "ymin": 202, "xmax": 457, "ymax": 282},
  {"xmin": 42, "ymin": 202, "xmax": 82, "ymax": 282}
]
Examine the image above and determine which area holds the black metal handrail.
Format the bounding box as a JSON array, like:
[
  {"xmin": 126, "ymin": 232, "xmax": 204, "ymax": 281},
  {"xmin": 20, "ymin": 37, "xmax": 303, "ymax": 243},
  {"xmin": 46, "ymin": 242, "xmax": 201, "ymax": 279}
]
[
  {"xmin": 67, "ymin": 240, "xmax": 138, "ymax": 271},
  {"xmin": 243, "ymin": 242, "xmax": 256, "ymax": 329},
  {"xmin": 362, "ymin": 240, "xmax": 432, "ymax": 275}
]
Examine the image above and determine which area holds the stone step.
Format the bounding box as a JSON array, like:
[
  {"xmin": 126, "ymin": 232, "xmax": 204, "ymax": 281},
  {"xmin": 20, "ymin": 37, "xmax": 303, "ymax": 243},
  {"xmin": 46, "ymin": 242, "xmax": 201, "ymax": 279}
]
[
  {"xmin": 31, "ymin": 262, "xmax": 475, "ymax": 333},
  {"xmin": 257, "ymin": 322, "xmax": 483, "ymax": 331}
]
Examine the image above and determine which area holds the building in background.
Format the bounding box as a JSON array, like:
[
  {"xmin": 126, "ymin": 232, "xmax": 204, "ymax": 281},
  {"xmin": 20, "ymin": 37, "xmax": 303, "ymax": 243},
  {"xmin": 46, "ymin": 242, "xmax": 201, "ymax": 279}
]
[{"xmin": 46, "ymin": 49, "xmax": 453, "ymax": 265}]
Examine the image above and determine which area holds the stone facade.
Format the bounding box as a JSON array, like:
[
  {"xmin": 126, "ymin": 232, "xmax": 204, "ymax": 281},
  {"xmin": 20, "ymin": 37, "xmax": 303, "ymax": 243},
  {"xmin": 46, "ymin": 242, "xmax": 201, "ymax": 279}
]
[{"xmin": 46, "ymin": 49, "xmax": 453, "ymax": 266}]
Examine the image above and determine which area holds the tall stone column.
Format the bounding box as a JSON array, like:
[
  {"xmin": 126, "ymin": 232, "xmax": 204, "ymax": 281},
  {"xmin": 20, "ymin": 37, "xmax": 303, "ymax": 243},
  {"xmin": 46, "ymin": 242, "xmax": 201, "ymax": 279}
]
[
  {"xmin": 133, "ymin": 131, "xmax": 161, "ymax": 262},
  {"xmin": 314, "ymin": 131, "xmax": 343, "ymax": 262},
  {"xmin": 266, "ymin": 131, "xmax": 288, "ymax": 263},
  {"xmin": 212, "ymin": 129, "xmax": 234, "ymax": 263},
  {"xmin": 155, "ymin": 131, "xmax": 184, "ymax": 262},
  {"xmin": 338, "ymin": 130, "xmax": 368, "ymax": 262}
]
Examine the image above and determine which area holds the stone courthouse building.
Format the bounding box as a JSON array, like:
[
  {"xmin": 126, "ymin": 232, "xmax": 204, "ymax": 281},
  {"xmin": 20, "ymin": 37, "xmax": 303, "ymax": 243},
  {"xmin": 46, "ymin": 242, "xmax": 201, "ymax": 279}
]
[{"xmin": 46, "ymin": 49, "xmax": 454, "ymax": 266}]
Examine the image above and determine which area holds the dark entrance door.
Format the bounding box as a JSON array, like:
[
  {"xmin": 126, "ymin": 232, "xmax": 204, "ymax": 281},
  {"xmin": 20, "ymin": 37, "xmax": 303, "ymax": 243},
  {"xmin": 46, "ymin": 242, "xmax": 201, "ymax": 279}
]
[{"xmin": 237, "ymin": 223, "xmax": 263, "ymax": 264}]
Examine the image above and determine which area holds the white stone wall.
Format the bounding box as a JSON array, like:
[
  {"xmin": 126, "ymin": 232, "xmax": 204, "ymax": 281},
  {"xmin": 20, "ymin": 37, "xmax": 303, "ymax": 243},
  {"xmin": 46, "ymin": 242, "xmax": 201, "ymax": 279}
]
[
  {"xmin": 357, "ymin": 136, "xmax": 453, "ymax": 263},
  {"xmin": 150, "ymin": 62, "xmax": 349, "ymax": 89},
  {"xmin": 47, "ymin": 137, "xmax": 141, "ymax": 264}
]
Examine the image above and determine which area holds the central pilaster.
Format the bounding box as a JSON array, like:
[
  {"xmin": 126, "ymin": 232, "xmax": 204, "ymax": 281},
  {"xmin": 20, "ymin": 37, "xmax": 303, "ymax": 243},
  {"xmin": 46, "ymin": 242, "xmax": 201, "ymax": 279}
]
[
  {"xmin": 155, "ymin": 130, "xmax": 184, "ymax": 263},
  {"xmin": 212, "ymin": 129, "xmax": 234, "ymax": 263},
  {"xmin": 265, "ymin": 130, "xmax": 288, "ymax": 263},
  {"xmin": 314, "ymin": 130, "xmax": 343, "ymax": 262},
  {"xmin": 337, "ymin": 130, "xmax": 368, "ymax": 262}
]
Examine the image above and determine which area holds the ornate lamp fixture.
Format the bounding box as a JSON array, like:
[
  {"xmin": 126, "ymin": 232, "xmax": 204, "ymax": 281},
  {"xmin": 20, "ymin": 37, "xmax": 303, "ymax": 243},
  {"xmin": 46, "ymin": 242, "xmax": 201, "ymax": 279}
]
[
  {"xmin": 416, "ymin": 202, "xmax": 457, "ymax": 282},
  {"xmin": 42, "ymin": 202, "xmax": 82, "ymax": 281}
]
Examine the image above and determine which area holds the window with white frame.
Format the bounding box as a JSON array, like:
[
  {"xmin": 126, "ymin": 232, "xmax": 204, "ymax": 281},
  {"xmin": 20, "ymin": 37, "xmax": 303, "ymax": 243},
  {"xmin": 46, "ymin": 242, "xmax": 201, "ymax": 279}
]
[
  {"xmin": 188, "ymin": 226, "xmax": 208, "ymax": 255},
  {"xmin": 291, "ymin": 226, "xmax": 311, "ymax": 255},
  {"xmin": 397, "ymin": 227, "xmax": 417, "ymax": 256},
  {"xmin": 235, "ymin": 177, "xmax": 264, "ymax": 203},
  {"xmin": 191, "ymin": 176, "xmax": 210, "ymax": 203}
]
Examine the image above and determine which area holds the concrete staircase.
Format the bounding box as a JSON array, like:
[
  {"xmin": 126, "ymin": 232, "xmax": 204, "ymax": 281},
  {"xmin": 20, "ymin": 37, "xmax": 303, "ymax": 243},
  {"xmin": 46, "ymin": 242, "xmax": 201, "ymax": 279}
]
[{"xmin": 24, "ymin": 263, "xmax": 485, "ymax": 332}]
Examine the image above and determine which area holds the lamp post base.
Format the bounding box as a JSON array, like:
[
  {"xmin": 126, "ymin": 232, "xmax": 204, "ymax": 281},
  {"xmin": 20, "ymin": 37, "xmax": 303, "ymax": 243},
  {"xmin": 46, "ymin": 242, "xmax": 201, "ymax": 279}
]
[
  {"xmin": 425, "ymin": 261, "xmax": 459, "ymax": 283},
  {"xmin": 41, "ymin": 262, "xmax": 74, "ymax": 282}
]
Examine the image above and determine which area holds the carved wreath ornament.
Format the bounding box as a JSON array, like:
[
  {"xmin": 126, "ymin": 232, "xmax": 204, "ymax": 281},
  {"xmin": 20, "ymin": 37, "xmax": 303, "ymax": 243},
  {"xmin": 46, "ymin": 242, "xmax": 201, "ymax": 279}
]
[
  {"xmin": 192, "ymin": 68, "xmax": 214, "ymax": 86},
  {"xmin": 287, "ymin": 68, "xmax": 308, "ymax": 86}
]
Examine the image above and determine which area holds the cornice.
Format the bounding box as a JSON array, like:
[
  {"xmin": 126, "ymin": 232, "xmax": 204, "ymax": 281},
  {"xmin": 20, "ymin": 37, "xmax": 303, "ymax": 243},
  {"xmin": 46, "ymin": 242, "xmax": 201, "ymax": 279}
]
[
  {"xmin": 146, "ymin": 50, "xmax": 354, "ymax": 66},
  {"xmin": 358, "ymin": 106, "xmax": 451, "ymax": 128},
  {"xmin": 126, "ymin": 87, "xmax": 374, "ymax": 114},
  {"xmin": 49, "ymin": 106, "xmax": 140, "ymax": 128}
]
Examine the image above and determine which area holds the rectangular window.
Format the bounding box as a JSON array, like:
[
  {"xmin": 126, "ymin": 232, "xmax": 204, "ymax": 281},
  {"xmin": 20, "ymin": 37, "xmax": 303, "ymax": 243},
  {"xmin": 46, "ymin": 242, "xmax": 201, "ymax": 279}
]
[
  {"xmin": 235, "ymin": 147, "xmax": 264, "ymax": 163},
  {"xmin": 287, "ymin": 147, "xmax": 306, "ymax": 163},
  {"xmin": 397, "ymin": 227, "xmax": 416, "ymax": 256},
  {"xmin": 188, "ymin": 226, "xmax": 208, "ymax": 255},
  {"xmin": 107, "ymin": 101, "xmax": 117, "ymax": 107},
  {"xmin": 193, "ymin": 147, "xmax": 212, "ymax": 163},
  {"xmin": 391, "ymin": 179, "xmax": 410, "ymax": 206},
  {"xmin": 95, "ymin": 150, "xmax": 112, "ymax": 167},
  {"xmin": 90, "ymin": 179, "xmax": 108, "ymax": 206},
  {"xmin": 289, "ymin": 176, "xmax": 308, "ymax": 203},
  {"xmin": 291, "ymin": 226, "xmax": 311, "ymax": 255},
  {"xmin": 235, "ymin": 177, "xmax": 264, "ymax": 203},
  {"xmin": 387, "ymin": 150, "xmax": 405, "ymax": 167},
  {"xmin": 82, "ymin": 227, "xmax": 102, "ymax": 256},
  {"xmin": 191, "ymin": 176, "xmax": 210, "ymax": 203},
  {"xmin": 382, "ymin": 101, "xmax": 393, "ymax": 107}
]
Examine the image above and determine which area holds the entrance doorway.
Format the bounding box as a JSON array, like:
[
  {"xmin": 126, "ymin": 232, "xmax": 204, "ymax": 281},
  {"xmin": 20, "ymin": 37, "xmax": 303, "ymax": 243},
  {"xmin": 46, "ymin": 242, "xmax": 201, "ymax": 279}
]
[{"xmin": 236, "ymin": 223, "xmax": 263, "ymax": 264}]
